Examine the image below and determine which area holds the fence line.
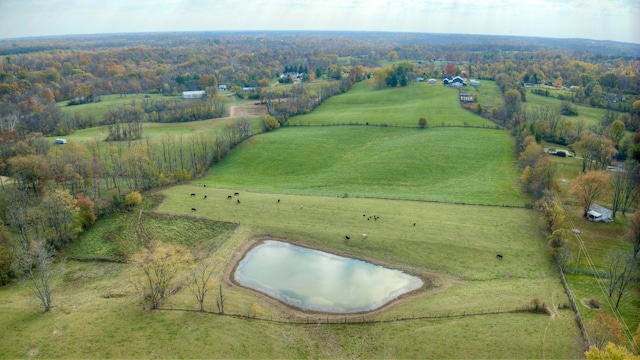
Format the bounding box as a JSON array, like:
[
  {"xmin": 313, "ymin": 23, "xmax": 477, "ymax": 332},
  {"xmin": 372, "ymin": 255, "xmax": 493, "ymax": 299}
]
[
  {"xmin": 288, "ymin": 122, "xmax": 505, "ymax": 131},
  {"xmin": 560, "ymin": 268, "xmax": 589, "ymax": 345},
  {"xmin": 157, "ymin": 305, "xmax": 549, "ymax": 325}
]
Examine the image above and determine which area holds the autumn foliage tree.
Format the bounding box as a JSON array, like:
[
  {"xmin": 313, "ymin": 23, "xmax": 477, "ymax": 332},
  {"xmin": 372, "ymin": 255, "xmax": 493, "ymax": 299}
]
[
  {"xmin": 75, "ymin": 193, "xmax": 97, "ymax": 229},
  {"xmin": 569, "ymin": 170, "xmax": 609, "ymax": 217},
  {"xmin": 584, "ymin": 312, "xmax": 626, "ymax": 350},
  {"xmin": 131, "ymin": 242, "xmax": 193, "ymax": 310}
]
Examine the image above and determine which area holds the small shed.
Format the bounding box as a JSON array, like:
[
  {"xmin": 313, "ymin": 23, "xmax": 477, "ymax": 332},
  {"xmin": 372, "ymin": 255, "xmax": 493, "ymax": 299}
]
[
  {"xmin": 54, "ymin": 138, "xmax": 67, "ymax": 144},
  {"xmin": 182, "ymin": 90, "xmax": 206, "ymax": 99},
  {"xmin": 470, "ymin": 79, "xmax": 480, "ymax": 87},
  {"xmin": 459, "ymin": 93, "xmax": 474, "ymax": 102},
  {"xmin": 416, "ymin": 77, "xmax": 425, "ymax": 82},
  {"xmin": 428, "ymin": 79, "xmax": 437, "ymax": 84},
  {"xmin": 218, "ymin": 84, "xmax": 228, "ymax": 91},
  {"xmin": 587, "ymin": 204, "xmax": 613, "ymax": 222}
]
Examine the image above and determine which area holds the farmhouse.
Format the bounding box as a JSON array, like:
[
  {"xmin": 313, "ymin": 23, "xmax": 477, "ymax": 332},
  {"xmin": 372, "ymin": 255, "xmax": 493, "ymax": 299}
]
[
  {"xmin": 587, "ymin": 204, "xmax": 613, "ymax": 222},
  {"xmin": 443, "ymin": 76, "xmax": 466, "ymax": 87},
  {"xmin": 459, "ymin": 93, "xmax": 474, "ymax": 102},
  {"xmin": 182, "ymin": 90, "xmax": 206, "ymax": 99},
  {"xmin": 219, "ymin": 84, "xmax": 228, "ymax": 91}
]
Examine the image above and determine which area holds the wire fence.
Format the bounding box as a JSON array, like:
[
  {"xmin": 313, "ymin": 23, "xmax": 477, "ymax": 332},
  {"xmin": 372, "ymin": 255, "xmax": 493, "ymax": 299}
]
[{"xmin": 157, "ymin": 304, "xmax": 550, "ymax": 325}]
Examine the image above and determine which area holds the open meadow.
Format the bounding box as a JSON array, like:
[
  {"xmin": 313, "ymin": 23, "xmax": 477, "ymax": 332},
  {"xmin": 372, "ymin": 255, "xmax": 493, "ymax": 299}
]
[
  {"xmin": 197, "ymin": 126, "xmax": 527, "ymax": 206},
  {"xmin": 291, "ymin": 80, "xmax": 496, "ymax": 128},
  {"xmin": 1, "ymin": 79, "xmax": 594, "ymax": 359},
  {"xmin": 0, "ymin": 190, "xmax": 581, "ymax": 358}
]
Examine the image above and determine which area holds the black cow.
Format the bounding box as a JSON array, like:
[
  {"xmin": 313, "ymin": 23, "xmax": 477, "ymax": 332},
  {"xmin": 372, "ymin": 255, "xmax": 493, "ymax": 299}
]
[
  {"xmin": 203, "ymin": 195, "xmax": 207, "ymax": 199},
  {"xmin": 345, "ymin": 235, "xmax": 350, "ymax": 240},
  {"xmin": 236, "ymin": 199, "xmax": 241, "ymax": 204},
  {"xmin": 227, "ymin": 195, "xmax": 232, "ymax": 199},
  {"xmin": 277, "ymin": 199, "xmax": 280, "ymax": 203},
  {"xmin": 496, "ymin": 254, "xmax": 503, "ymax": 260},
  {"xmin": 191, "ymin": 208, "xmax": 196, "ymax": 211},
  {"xmin": 190, "ymin": 193, "xmax": 196, "ymax": 197},
  {"xmin": 234, "ymin": 192, "xmax": 239, "ymax": 196}
]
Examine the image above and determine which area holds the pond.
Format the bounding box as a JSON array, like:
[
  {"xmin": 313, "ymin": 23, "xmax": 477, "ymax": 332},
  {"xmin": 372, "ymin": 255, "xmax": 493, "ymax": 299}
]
[{"xmin": 233, "ymin": 240, "xmax": 423, "ymax": 313}]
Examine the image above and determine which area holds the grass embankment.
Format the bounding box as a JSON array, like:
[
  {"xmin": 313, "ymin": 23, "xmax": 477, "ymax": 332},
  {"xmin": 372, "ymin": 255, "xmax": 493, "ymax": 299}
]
[
  {"xmin": 291, "ymin": 80, "xmax": 495, "ymax": 128},
  {"xmin": 197, "ymin": 126, "xmax": 526, "ymax": 206}
]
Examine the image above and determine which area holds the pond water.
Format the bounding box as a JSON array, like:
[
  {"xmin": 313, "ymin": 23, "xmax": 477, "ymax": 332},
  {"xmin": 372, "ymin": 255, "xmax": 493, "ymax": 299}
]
[{"xmin": 233, "ymin": 240, "xmax": 423, "ymax": 313}]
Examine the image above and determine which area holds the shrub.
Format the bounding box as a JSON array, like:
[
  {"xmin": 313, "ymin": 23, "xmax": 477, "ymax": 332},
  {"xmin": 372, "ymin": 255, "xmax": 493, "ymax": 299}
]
[
  {"xmin": 418, "ymin": 117, "xmax": 427, "ymax": 128},
  {"xmin": 588, "ymin": 298, "xmax": 601, "ymax": 309},
  {"xmin": 125, "ymin": 191, "xmax": 143, "ymax": 209}
]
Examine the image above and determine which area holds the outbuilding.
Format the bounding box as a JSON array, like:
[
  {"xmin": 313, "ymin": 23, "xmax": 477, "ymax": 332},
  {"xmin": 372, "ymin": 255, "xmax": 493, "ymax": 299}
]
[
  {"xmin": 428, "ymin": 79, "xmax": 437, "ymax": 84},
  {"xmin": 587, "ymin": 204, "xmax": 613, "ymax": 222},
  {"xmin": 55, "ymin": 138, "xmax": 67, "ymax": 144},
  {"xmin": 182, "ymin": 90, "xmax": 206, "ymax": 99}
]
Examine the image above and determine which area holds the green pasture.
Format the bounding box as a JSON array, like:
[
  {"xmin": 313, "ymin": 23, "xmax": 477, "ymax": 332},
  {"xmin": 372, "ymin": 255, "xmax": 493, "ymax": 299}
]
[
  {"xmin": 290, "ymin": 80, "xmax": 495, "ymax": 128},
  {"xmin": 57, "ymin": 94, "xmax": 175, "ymax": 119},
  {"xmin": 197, "ymin": 126, "xmax": 526, "ymax": 206},
  {"xmin": 48, "ymin": 117, "xmax": 262, "ymax": 144},
  {"xmin": 524, "ymin": 91, "xmax": 609, "ymax": 128},
  {"xmin": 0, "ymin": 186, "xmax": 580, "ymax": 358},
  {"xmin": 469, "ymin": 80, "xmax": 504, "ymax": 108}
]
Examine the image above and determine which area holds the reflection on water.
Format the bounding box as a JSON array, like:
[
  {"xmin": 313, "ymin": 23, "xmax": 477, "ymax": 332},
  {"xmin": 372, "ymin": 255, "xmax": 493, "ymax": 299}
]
[{"xmin": 234, "ymin": 240, "xmax": 423, "ymax": 313}]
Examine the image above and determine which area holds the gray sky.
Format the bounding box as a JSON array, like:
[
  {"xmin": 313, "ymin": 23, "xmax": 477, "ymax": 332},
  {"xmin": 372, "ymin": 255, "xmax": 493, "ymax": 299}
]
[{"xmin": 1, "ymin": 0, "xmax": 638, "ymax": 44}]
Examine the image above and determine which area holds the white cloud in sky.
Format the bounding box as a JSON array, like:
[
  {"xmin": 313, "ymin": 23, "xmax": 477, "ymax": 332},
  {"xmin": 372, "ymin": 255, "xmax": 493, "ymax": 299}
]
[{"xmin": 0, "ymin": 0, "xmax": 638, "ymax": 43}]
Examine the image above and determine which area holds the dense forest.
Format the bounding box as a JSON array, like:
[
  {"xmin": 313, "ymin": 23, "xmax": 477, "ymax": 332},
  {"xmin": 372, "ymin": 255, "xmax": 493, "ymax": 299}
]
[{"xmin": 0, "ymin": 31, "xmax": 639, "ymax": 286}]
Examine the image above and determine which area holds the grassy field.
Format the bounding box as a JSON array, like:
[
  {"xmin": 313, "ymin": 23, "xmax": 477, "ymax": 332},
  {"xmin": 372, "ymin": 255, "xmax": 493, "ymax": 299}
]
[
  {"xmin": 57, "ymin": 94, "xmax": 175, "ymax": 119},
  {"xmin": 0, "ymin": 189, "xmax": 581, "ymax": 358},
  {"xmin": 524, "ymin": 91, "xmax": 608, "ymax": 128},
  {"xmin": 290, "ymin": 80, "xmax": 496, "ymax": 128},
  {"xmin": 196, "ymin": 126, "xmax": 526, "ymax": 206},
  {"xmin": 0, "ymin": 75, "xmax": 602, "ymax": 358},
  {"xmin": 54, "ymin": 116, "xmax": 260, "ymax": 144}
]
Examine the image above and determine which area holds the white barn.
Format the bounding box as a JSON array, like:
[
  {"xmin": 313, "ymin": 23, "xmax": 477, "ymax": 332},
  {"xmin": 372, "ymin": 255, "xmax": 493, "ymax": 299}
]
[
  {"xmin": 470, "ymin": 79, "xmax": 480, "ymax": 87},
  {"xmin": 182, "ymin": 91, "xmax": 206, "ymax": 99}
]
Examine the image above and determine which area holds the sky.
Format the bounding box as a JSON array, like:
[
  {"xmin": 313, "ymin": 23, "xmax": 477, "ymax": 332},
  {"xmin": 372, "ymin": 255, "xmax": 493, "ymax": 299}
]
[{"xmin": 0, "ymin": 0, "xmax": 639, "ymax": 44}]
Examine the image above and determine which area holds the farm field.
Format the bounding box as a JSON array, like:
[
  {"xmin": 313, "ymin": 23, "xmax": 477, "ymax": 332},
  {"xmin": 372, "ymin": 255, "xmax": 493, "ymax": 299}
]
[
  {"xmin": 290, "ymin": 80, "xmax": 495, "ymax": 128},
  {"xmin": 197, "ymin": 126, "xmax": 526, "ymax": 206},
  {"xmin": 57, "ymin": 94, "xmax": 176, "ymax": 119},
  {"xmin": 1, "ymin": 76, "xmax": 600, "ymax": 359},
  {"xmin": 0, "ymin": 189, "xmax": 581, "ymax": 358},
  {"xmin": 523, "ymin": 90, "xmax": 609, "ymax": 128}
]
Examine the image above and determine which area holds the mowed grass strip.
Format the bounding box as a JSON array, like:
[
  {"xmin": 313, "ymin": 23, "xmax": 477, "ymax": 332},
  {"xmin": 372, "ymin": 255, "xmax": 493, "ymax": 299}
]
[
  {"xmin": 197, "ymin": 126, "xmax": 527, "ymax": 206},
  {"xmin": 293, "ymin": 80, "xmax": 495, "ymax": 127}
]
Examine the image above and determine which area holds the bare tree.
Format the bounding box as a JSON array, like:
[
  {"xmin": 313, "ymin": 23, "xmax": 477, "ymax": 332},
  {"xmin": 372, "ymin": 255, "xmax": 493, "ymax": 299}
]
[
  {"xmin": 12, "ymin": 239, "xmax": 56, "ymax": 312},
  {"xmin": 605, "ymin": 250, "xmax": 637, "ymax": 309},
  {"xmin": 131, "ymin": 242, "xmax": 192, "ymax": 310},
  {"xmin": 188, "ymin": 260, "xmax": 217, "ymax": 312},
  {"xmin": 628, "ymin": 210, "xmax": 640, "ymax": 259}
]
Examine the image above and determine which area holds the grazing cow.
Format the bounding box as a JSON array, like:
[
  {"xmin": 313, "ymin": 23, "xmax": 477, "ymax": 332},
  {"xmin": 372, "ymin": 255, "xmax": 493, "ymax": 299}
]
[
  {"xmin": 234, "ymin": 192, "xmax": 239, "ymax": 196},
  {"xmin": 374, "ymin": 216, "xmax": 379, "ymax": 221},
  {"xmin": 277, "ymin": 199, "xmax": 280, "ymax": 203},
  {"xmin": 496, "ymin": 254, "xmax": 503, "ymax": 260},
  {"xmin": 367, "ymin": 217, "xmax": 371, "ymax": 221},
  {"xmin": 203, "ymin": 195, "xmax": 207, "ymax": 199},
  {"xmin": 236, "ymin": 199, "xmax": 241, "ymax": 204},
  {"xmin": 362, "ymin": 234, "xmax": 368, "ymax": 239},
  {"xmin": 227, "ymin": 195, "xmax": 232, "ymax": 200},
  {"xmin": 190, "ymin": 193, "xmax": 196, "ymax": 197},
  {"xmin": 300, "ymin": 205, "xmax": 304, "ymax": 209},
  {"xmin": 363, "ymin": 214, "xmax": 366, "ymax": 217},
  {"xmin": 203, "ymin": 184, "xmax": 206, "ymax": 187},
  {"xmin": 191, "ymin": 208, "xmax": 196, "ymax": 211},
  {"xmin": 413, "ymin": 222, "xmax": 416, "ymax": 227},
  {"xmin": 345, "ymin": 235, "xmax": 350, "ymax": 240}
]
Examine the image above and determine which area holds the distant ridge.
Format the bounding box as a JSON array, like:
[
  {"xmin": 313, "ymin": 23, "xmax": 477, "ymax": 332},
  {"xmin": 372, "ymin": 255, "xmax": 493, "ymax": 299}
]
[{"xmin": 0, "ymin": 31, "xmax": 638, "ymax": 57}]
